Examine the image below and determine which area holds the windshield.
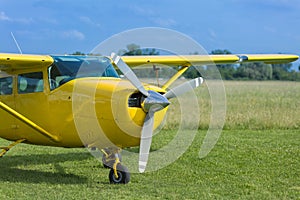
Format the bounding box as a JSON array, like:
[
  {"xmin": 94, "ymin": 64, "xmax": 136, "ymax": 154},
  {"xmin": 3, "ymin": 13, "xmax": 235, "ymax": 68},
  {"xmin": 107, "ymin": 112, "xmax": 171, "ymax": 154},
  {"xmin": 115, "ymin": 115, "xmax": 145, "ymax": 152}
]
[{"xmin": 48, "ymin": 55, "xmax": 119, "ymax": 90}]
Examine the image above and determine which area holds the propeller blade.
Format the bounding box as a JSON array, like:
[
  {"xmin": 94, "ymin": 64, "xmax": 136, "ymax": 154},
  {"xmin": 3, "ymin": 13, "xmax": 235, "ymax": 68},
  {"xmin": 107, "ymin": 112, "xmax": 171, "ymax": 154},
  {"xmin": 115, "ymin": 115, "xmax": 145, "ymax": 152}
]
[
  {"xmin": 138, "ymin": 110, "xmax": 154, "ymax": 173},
  {"xmin": 111, "ymin": 53, "xmax": 149, "ymax": 97},
  {"xmin": 164, "ymin": 77, "xmax": 203, "ymax": 99}
]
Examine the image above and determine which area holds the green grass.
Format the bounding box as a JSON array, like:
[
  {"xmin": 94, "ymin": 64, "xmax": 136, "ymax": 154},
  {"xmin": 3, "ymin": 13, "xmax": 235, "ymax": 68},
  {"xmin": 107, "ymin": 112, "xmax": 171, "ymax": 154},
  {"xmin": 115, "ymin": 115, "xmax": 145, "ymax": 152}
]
[
  {"xmin": 0, "ymin": 81, "xmax": 300, "ymax": 199},
  {"xmin": 223, "ymin": 81, "xmax": 300, "ymax": 130},
  {"xmin": 0, "ymin": 130, "xmax": 299, "ymax": 199},
  {"xmin": 165, "ymin": 81, "xmax": 300, "ymax": 130}
]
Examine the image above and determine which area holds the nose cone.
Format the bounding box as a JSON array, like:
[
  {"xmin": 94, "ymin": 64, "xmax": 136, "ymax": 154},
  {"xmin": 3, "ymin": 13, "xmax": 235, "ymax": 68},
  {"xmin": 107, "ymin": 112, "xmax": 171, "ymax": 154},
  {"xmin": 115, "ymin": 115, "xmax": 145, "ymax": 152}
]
[{"xmin": 142, "ymin": 90, "xmax": 170, "ymax": 112}]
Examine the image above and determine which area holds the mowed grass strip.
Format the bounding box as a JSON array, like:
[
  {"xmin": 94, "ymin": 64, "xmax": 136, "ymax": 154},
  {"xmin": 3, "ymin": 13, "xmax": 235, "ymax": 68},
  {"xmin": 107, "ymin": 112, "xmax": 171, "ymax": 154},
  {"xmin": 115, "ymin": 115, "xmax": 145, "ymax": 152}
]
[{"xmin": 0, "ymin": 130, "xmax": 299, "ymax": 199}]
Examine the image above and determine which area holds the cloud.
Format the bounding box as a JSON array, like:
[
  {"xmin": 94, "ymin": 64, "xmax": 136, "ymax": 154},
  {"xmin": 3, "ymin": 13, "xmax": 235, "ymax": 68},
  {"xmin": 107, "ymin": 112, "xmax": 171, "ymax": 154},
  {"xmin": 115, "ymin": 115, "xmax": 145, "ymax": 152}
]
[
  {"xmin": 0, "ymin": 11, "xmax": 10, "ymax": 21},
  {"xmin": 61, "ymin": 30, "xmax": 85, "ymax": 40},
  {"xmin": 151, "ymin": 18, "xmax": 177, "ymax": 27},
  {"xmin": 129, "ymin": 5, "xmax": 176, "ymax": 27},
  {"xmin": 39, "ymin": 17, "xmax": 58, "ymax": 25},
  {"xmin": 0, "ymin": 11, "xmax": 33, "ymax": 24},
  {"xmin": 79, "ymin": 16, "xmax": 101, "ymax": 27},
  {"xmin": 130, "ymin": 5, "xmax": 155, "ymax": 17},
  {"xmin": 263, "ymin": 26, "xmax": 277, "ymax": 33},
  {"xmin": 230, "ymin": 0, "xmax": 300, "ymax": 11},
  {"xmin": 209, "ymin": 29, "xmax": 217, "ymax": 39},
  {"xmin": 263, "ymin": 0, "xmax": 300, "ymax": 7}
]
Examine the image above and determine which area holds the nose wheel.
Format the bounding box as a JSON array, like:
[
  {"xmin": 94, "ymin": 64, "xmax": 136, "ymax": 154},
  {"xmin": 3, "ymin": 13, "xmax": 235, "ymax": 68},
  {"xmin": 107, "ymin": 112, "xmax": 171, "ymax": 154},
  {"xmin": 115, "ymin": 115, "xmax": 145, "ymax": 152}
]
[
  {"xmin": 101, "ymin": 147, "xmax": 130, "ymax": 184},
  {"xmin": 109, "ymin": 163, "xmax": 130, "ymax": 184}
]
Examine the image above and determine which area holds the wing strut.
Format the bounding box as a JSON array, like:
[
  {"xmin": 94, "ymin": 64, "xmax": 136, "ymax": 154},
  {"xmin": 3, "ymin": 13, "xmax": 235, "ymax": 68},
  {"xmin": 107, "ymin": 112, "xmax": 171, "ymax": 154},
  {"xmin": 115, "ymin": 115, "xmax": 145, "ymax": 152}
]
[
  {"xmin": 0, "ymin": 101, "xmax": 60, "ymax": 143},
  {"xmin": 0, "ymin": 138, "xmax": 26, "ymax": 157},
  {"xmin": 161, "ymin": 66, "xmax": 189, "ymax": 90}
]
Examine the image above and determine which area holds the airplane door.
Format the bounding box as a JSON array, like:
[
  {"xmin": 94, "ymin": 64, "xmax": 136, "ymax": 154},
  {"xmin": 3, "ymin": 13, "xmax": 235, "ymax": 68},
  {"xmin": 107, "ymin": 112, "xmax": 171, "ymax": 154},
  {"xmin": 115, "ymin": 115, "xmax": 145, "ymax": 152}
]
[
  {"xmin": 14, "ymin": 71, "xmax": 50, "ymax": 143},
  {"xmin": 0, "ymin": 75, "xmax": 17, "ymax": 140}
]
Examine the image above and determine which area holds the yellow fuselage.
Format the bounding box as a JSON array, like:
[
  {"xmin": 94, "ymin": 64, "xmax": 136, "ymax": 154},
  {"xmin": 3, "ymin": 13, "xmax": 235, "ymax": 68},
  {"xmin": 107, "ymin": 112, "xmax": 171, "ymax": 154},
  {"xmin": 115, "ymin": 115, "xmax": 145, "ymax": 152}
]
[{"xmin": 0, "ymin": 68, "xmax": 167, "ymax": 149}]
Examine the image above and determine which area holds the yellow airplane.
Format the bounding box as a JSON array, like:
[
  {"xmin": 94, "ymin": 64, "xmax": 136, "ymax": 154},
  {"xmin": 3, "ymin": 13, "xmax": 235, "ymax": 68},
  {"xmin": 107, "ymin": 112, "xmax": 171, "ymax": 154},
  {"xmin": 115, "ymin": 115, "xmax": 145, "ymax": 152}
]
[{"xmin": 0, "ymin": 52, "xmax": 298, "ymax": 184}]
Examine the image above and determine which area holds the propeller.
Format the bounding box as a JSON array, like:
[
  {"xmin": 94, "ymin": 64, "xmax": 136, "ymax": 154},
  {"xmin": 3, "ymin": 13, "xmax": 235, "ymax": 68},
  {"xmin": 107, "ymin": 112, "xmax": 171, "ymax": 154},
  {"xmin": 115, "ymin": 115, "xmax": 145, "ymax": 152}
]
[
  {"xmin": 112, "ymin": 53, "xmax": 169, "ymax": 172},
  {"xmin": 111, "ymin": 53, "xmax": 203, "ymax": 173},
  {"xmin": 138, "ymin": 109, "xmax": 154, "ymax": 172},
  {"xmin": 164, "ymin": 77, "xmax": 203, "ymax": 99},
  {"xmin": 111, "ymin": 53, "xmax": 149, "ymax": 97}
]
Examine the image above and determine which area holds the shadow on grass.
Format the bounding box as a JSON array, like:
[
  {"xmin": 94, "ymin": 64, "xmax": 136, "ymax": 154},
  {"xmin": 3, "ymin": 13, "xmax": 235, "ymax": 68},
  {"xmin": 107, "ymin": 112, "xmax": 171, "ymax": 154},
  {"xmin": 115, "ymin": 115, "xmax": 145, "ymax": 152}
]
[{"xmin": 0, "ymin": 152, "xmax": 91, "ymax": 184}]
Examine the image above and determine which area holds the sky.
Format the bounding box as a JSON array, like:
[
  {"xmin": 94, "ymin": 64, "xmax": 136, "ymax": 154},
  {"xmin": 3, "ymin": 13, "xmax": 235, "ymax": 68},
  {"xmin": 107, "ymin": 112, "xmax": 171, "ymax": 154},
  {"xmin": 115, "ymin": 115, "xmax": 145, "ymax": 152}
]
[{"xmin": 0, "ymin": 0, "xmax": 300, "ymax": 68}]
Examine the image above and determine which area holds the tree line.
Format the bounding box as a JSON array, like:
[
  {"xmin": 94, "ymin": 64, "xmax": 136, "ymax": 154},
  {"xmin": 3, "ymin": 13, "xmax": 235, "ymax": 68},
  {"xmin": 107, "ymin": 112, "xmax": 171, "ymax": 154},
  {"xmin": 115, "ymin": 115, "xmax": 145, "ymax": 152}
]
[
  {"xmin": 210, "ymin": 49, "xmax": 300, "ymax": 81},
  {"xmin": 72, "ymin": 44, "xmax": 300, "ymax": 81}
]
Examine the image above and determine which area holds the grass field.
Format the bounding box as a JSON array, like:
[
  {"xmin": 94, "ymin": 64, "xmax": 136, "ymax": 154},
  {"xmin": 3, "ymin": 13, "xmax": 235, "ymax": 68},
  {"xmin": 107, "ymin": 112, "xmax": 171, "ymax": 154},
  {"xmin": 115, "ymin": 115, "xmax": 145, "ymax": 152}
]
[
  {"xmin": 165, "ymin": 81, "xmax": 300, "ymax": 130},
  {"xmin": 0, "ymin": 81, "xmax": 299, "ymax": 199}
]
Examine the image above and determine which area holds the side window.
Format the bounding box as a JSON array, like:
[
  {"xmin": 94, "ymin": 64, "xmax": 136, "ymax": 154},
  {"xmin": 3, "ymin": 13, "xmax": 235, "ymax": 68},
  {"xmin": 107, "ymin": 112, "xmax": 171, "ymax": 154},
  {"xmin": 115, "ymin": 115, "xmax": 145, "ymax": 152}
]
[
  {"xmin": 0, "ymin": 77, "xmax": 13, "ymax": 95},
  {"xmin": 18, "ymin": 72, "xmax": 44, "ymax": 94},
  {"xmin": 48, "ymin": 65, "xmax": 68, "ymax": 90},
  {"xmin": 48, "ymin": 65, "xmax": 59, "ymax": 90}
]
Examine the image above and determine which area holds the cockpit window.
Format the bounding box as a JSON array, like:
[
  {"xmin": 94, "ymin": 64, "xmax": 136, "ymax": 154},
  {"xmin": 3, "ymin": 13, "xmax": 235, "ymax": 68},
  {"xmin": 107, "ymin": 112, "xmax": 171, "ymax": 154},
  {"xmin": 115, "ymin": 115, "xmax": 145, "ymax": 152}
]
[
  {"xmin": 48, "ymin": 56, "xmax": 119, "ymax": 90},
  {"xmin": 18, "ymin": 72, "xmax": 44, "ymax": 94},
  {"xmin": 0, "ymin": 77, "xmax": 13, "ymax": 95}
]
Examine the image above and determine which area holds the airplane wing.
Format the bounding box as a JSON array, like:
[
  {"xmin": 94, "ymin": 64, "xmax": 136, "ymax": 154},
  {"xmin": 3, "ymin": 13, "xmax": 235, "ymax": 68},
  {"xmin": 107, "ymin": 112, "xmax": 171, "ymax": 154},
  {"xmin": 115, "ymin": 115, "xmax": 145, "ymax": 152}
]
[
  {"xmin": 121, "ymin": 53, "xmax": 298, "ymax": 90},
  {"xmin": 0, "ymin": 53, "xmax": 53, "ymax": 71},
  {"xmin": 122, "ymin": 54, "xmax": 299, "ymax": 67},
  {"xmin": 1, "ymin": 53, "xmax": 297, "ymax": 71}
]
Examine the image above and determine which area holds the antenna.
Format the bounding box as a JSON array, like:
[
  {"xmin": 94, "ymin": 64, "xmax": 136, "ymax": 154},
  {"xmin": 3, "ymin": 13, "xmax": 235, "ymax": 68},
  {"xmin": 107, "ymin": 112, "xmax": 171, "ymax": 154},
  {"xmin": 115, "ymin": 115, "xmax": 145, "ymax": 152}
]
[{"xmin": 10, "ymin": 32, "xmax": 23, "ymax": 54}]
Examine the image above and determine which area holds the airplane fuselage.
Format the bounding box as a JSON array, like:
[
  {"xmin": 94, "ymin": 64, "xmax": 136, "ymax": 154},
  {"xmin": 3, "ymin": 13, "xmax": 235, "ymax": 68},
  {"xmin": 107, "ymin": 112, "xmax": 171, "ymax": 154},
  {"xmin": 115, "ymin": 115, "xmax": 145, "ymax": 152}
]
[{"xmin": 0, "ymin": 55, "xmax": 167, "ymax": 149}]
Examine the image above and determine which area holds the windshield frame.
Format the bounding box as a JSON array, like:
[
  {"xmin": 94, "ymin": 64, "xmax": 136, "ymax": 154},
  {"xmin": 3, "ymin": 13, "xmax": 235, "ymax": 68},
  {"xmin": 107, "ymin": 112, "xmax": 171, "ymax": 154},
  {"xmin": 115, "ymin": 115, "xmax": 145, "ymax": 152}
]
[{"xmin": 48, "ymin": 55, "xmax": 119, "ymax": 90}]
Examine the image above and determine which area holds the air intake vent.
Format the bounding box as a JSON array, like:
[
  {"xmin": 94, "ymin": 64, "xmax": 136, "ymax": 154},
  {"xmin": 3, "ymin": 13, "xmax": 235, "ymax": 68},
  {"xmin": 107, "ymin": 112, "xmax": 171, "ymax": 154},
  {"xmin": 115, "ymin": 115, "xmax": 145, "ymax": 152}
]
[{"xmin": 128, "ymin": 92, "xmax": 144, "ymax": 107}]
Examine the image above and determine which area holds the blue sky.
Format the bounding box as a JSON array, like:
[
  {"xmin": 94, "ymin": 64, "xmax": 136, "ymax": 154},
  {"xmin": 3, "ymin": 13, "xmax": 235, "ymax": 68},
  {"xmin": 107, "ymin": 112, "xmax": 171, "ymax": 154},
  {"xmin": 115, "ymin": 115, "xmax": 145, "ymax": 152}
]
[{"xmin": 1, "ymin": 0, "xmax": 300, "ymax": 67}]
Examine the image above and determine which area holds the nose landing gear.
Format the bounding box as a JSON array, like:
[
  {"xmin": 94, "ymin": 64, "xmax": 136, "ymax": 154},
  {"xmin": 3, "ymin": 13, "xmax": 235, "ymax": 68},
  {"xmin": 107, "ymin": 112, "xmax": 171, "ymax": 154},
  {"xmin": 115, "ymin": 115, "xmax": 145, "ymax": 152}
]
[
  {"xmin": 101, "ymin": 147, "xmax": 130, "ymax": 184},
  {"xmin": 109, "ymin": 163, "xmax": 130, "ymax": 184}
]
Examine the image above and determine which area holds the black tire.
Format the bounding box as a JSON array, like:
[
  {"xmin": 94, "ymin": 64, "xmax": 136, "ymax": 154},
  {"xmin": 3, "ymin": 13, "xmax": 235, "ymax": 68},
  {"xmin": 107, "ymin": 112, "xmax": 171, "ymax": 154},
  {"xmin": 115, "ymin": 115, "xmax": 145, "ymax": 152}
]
[{"xmin": 109, "ymin": 164, "xmax": 130, "ymax": 184}]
